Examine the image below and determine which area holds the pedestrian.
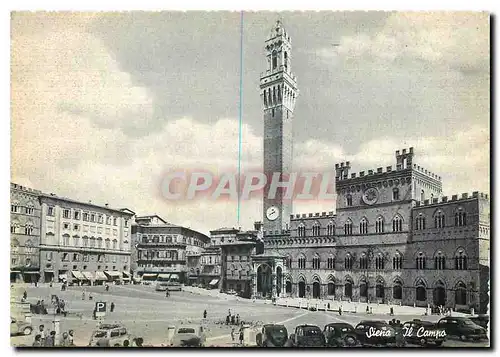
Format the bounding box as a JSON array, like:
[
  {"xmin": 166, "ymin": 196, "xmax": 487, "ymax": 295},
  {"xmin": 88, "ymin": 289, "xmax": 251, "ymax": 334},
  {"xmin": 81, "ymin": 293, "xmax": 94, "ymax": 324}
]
[
  {"xmin": 32, "ymin": 335, "xmax": 42, "ymax": 347},
  {"xmin": 338, "ymin": 306, "xmax": 342, "ymax": 316},
  {"xmin": 60, "ymin": 332, "xmax": 70, "ymax": 347},
  {"xmin": 38, "ymin": 325, "xmax": 46, "ymax": 344},
  {"xmin": 23, "ymin": 290, "xmax": 27, "ymax": 300},
  {"xmin": 165, "ymin": 291, "xmax": 169, "ymax": 298},
  {"xmin": 105, "ymin": 284, "xmax": 109, "ymax": 292},
  {"xmin": 93, "ymin": 307, "xmax": 97, "ymax": 320},
  {"xmin": 34, "ymin": 281, "xmax": 38, "ymax": 288},
  {"xmin": 226, "ymin": 315, "xmax": 230, "ymax": 325},
  {"xmin": 89, "ymin": 293, "xmax": 93, "ymax": 300},
  {"xmin": 231, "ymin": 315, "xmax": 235, "ymax": 325},
  {"xmin": 45, "ymin": 331, "xmax": 56, "ymax": 347},
  {"xmin": 228, "ymin": 309, "xmax": 231, "ymax": 317},
  {"xmin": 110, "ymin": 302, "xmax": 115, "ymax": 312},
  {"xmin": 231, "ymin": 327, "xmax": 235, "ymax": 342},
  {"xmin": 366, "ymin": 305, "xmax": 369, "ymax": 313},
  {"xmin": 239, "ymin": 329, "xmax": 244, "ymax": 345},
  {"xmin": 390, "ymin": 307, "xmax": 394, "ymax": 316},
  {"xmin": 236, "ymin": 314, "xmax": 240, "ymax": 325},
  {"xmin": 327, "ymin": 303, "xmax": 330, "ymax": 310},
  {"xmin": 68, "ymin": 330, "xmax": 74, "ymax": 346},
  {"xmin": 203, "ymin": 309, "xmax": 207, "ymax": 319},
  {"xmin": 82, "ymin": 290, "xmax": 86, "ymax": 300}
]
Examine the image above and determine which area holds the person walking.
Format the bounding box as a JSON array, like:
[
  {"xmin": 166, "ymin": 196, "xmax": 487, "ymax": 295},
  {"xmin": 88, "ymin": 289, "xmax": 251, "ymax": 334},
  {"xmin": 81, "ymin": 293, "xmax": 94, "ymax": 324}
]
[
  {"xmin": 82, "ymin": 290, "xmax": 86, "ymax": 300},
  {"xmin": 231, "ymin": 327, "xmax": 235, "ymax": 342},
  {"xmin": 231, "ymin": 315, "xmax": 235, "ymax": 325},
  {"xmin": 23, "ymin": 290, "xmax": 27, "ymax": 300},
  {"xmin": 38, "ymin": 325, "xmax": 46, "ymax": 345},
  {"xmin": 32, "ymin": 335, "xmax": 42, "ymax": 347},
  {"xmin": 68, "ymin": 330, "xmax": 75, "ymax": 346},
  {"xmin": 203, "ymin": 310, "xmax": 207, "ymax": 319},
  {"xmin": 338, "ymin": 306, "xmax": 342, "ymax": 316},
  {"xmin": 110, "ymin": 302, "xmax": 115, "ymax": 312},
  {"xmin": 239, "ymin": 328, "xmax": 244, "ymax": 346},
  {"xmin": 60, "ymin": 332, "xmax": 70, "ymax": 347},
  {"xmin": 226, "ymin": 314, "xmax": 230, "ymax": 325},
  {"xmin": 44, "ymin": 331, "xmax": 56, "ymax": 347},
  {"xmin": 236, "ymin": 314, "xmax": 240, "ymax": 325}
]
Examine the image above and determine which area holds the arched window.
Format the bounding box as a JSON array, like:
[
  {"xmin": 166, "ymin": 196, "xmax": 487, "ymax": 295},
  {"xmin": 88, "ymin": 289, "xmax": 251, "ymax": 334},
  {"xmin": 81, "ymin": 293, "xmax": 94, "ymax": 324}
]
[
  {"xmin": 393, "ymin": 188, "xmax": 400, "ymax": 200},
  {"xmin": 434, "ymin": 251, "xmax": 446, "ymax": 270},
  {"xmin": 11, "ymin": 239, "xmax": 19, "ymax": 254},
  {"xmin": 434, "ymin": 210, "xmax": 445, "ymax": 228},
  {"xmin": 415, "ymin": 214, "xmax": 426, "ymax": 230},
  {"xmin": 393, "ymin": 279, "xmax": 403, "ymax": 300},
  {"xmin": 359, "ymin": 253, "xmax": 369, "ymax": 270},
  {"xmin": 455, "ymin": 282, "xmax": 467, "ymax": 305},
  {"xmin": 392, "ymin": 215, "xmax": 402, "ymax": 232},
  {"xmin": 375, "ymin": 253, "xmax": 385, "ymax": 270},
  {"xmin": 90, "ymin": 237, "xmax": 96, "ymax": 248},
  {"xmin": 455, "ymin": 250, "xmax": 468, "ymax": 270},
  {"xmin": 105, "ymin": 238, "xmax": 110, "ymax": 249},
  {"xmin": 312, "ymin": 222, "xmax": 321, "ymax": 236},
  {"xmin": 285, "ymin": 256, "xmax": 292, "ymax": 268},
  {"xmin": 416, "ymin": 280, "xmax": 427, "ymax": 301},
  {"xmin": 345, "ymin": 278, "xmax": 353, "ymax": 298},
  {"xmin": 375, "ymin": 216, "xmax": 384, "ymax": 233},
  {"xmin": 359, "ymin": 218, "xmax": 368, "ymax": 234},
  {"xmin": 344, "ymin": 219, "xmax": 353, "ymax": 236},
  {"xmin": 420, "ymin": 189, "xmax": 425, "ymax": 202},
  {"xmin": 64, "ymin": 235, "xmax": 71, "ymax": 246},
  {"xmin": 82, "ymin": 237, "xmax": 89, "ymax": 247},
  {"xmin": 393, "ymin": 253, "xmax": 403, "ymax": 270},
  {"xmin": 297, "ymin": 223, "xmax": 306, "ymax": 237},
  {"xmin": 359, "ymin": 277, "xmax": 368, "ymax": 297},
  {"xmin": 97, "ymin": 238, "xmax": 102, "ymax": 248},
  {"xmin": 416, "ymin": 252, "xmax": 426, "ymax": 270},
  {"xmin": 327, "ymin": 254, "xmax": 335, "ymax": 269},
  {"xmin": 272, "ymin": 51, "xmax": 278, "ymax": 70},
  {"xmin": 344, "ymin": 254, "xmax": 353, "ymax": 270},
  {"xmin": 455, "ymin": 208, "xmax": 467, "ymax": 227},
  {"xmin": 10, "ymin": 220, "xmax": 19, "ymax": 234},
  {"xmin": 112, "ymin": 239, "xmax": 118, "ymax": 249},
  {"xmin": 284, "ymin": 51, "xmax": 288, "ymax": 71},
  {"xmin": 327, "ymin": 221, "xmax": 335, "ymax": 236},
  {"xmin": 298, "ymin": 255, "xmax": 306, "ymax": 269},
  {"xmin": 312, "ymin": 254, "xmax": 320, "ymax": 270},
  {"xmin": 24, "ymin": 222, "xmax": 34, "ymax": 235},
  {"xmin": 346, "ymin": 194, "xmax": 353, "ymax": 207}
]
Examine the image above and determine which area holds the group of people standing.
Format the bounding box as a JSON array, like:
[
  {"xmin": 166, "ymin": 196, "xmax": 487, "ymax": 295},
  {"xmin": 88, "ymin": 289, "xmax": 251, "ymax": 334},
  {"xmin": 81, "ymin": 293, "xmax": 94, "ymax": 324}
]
[{"xmin": 32, "ymin": 325, "xmax": 74, "ymax": 347}]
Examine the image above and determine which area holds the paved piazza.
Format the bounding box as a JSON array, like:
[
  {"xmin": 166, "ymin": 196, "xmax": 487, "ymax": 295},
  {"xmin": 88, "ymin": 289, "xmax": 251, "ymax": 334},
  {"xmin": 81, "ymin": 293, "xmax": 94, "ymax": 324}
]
[{"xmin": 11, "ymin": 284, "xmax": 489, "ymax": 347}]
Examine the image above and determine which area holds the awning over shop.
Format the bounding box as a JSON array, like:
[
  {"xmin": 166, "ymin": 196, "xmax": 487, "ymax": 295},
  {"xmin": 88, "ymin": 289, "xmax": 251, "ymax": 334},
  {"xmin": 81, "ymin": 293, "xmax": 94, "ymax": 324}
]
[
  {"xmin": 72, "ymin": 271, "xmax": 86, "ymax": 280},
  {"xmin": 141, "ymin": 273, "xmax": 158, "ymax": 280},
  {"xmin": 94, "ymin": 271, "xmax": 108, "ymax": 280},
  {"xmin": 123, "ymin": 271, "xmax": 130, "ymax": 277},
  {"xmin": 82, "ymin": 272, "xmax": 94, "ymax": 280},
  {"xmin": 23, "ymin": 271, "xmax": 40, "ymax": 274},
  {"xmin": 209, "ymin": 279, "xmax": 219, "ymax": 286},
  {"xmin": 105, "ymin": 271, "xmax": 121, "ymax": 278},
  {"xmin": 157, "ymin": 273, "xmax": 171, "ymax": 280},
  {"xmin": 122, "ymin": 272, "xmax": 130, "ymax": 280}
]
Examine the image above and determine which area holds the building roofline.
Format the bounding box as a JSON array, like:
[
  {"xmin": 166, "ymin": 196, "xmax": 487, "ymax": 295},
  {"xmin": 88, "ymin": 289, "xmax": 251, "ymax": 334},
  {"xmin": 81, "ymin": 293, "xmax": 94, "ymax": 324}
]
[{"xmin": 39, "ymin": 193, "xmax": 134, "ymax": 216}]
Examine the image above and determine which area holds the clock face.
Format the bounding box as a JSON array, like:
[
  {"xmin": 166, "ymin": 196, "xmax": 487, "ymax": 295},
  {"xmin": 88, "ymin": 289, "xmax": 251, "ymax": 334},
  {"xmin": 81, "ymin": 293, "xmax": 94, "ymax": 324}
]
[
  {"xmin": 266, "ymin": 206, "xmax": 280, "ymax": 221},
  {"xmin": 362, "ymin": 188, "xmax": 379, "ymax": 205}
]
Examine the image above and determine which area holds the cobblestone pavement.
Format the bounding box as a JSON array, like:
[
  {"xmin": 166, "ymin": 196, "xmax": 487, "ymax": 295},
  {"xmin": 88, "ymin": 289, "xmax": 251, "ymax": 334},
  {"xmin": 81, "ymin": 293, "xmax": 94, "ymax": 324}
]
[{"xmin": 10, "ymin": 284, "xmax": 489, "ymax": 348}]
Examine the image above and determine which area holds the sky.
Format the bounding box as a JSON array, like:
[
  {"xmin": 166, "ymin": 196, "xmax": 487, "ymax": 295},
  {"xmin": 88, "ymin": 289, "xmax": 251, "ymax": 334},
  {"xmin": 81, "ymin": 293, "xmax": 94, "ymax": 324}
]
[{"xmin": 10, "ymin": 11, "xmax": 490, "ymax": 235}]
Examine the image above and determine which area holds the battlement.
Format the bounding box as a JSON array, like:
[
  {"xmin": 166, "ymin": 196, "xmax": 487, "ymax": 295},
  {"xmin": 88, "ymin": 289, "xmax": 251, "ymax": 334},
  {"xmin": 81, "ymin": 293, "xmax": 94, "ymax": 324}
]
[
  {"xmin": 412, "ymin": 164, "xmax": 441, "ymax": 181},
  {"xmin": 414, "ymin": 192, "xmax": 489, "ymax": 207},
  {"xmin": 10, "ymin": 182, "xmax": 41, "ymax": 194},
  {"xmin": 343, "ymin": 165, "xmax": 398, "ymax": 180},
  {"xmin": 290, "ymin": 211, "xmax": 335, "ymax": 220}
]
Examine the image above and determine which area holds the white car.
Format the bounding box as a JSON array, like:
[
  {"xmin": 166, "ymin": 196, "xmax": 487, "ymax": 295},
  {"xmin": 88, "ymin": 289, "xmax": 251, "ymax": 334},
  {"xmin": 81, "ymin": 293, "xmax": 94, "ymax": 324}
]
[{"xmin": 170, "ymin": 325, "xmax": 206, "ymax": 347}]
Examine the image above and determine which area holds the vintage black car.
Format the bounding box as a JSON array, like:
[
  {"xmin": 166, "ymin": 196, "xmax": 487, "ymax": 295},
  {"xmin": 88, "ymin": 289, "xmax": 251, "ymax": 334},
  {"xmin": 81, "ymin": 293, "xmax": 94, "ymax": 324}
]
[
  {"xmin": 469, "ymin": 315, "xmax": 489, "ymax": 329},
  {"xmin": 323, "ymin": 323, "xmax": 358, "ymax": 347},
  {"xmin": 256, "ymin": 324, "xmax": 288, "ymax": 347},
  {"xmin": 437, "ymin": 317, "xmax": 487, "ymax": 341},
  {"xmin": 354, "ymin": 320, "xmax": 404, "ymax": 347},
  {"xmin": 402, "ymin": 319, "xmax": 446, "ymax": 346},
  {"xmin": 288, "ymin": 324, "xmax": 326, "ymax": 347}
]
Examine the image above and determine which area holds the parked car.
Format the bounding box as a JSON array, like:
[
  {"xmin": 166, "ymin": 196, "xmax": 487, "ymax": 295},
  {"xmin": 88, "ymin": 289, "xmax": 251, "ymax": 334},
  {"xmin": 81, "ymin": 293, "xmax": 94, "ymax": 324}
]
[
  {"xmin": 10, "ymin": 317, "xmax": 33, "ymax": 336},
  {"xmin": 354, "ymin": 320, "xmax": 403, "ymax": 347},
  {"xmin": 256, "ymin": 324, "xmax": 288, "ymax": 347},
  {"xmin": 437, "ymin": 317, "xmax": 487, "ymax": 342},
  {"xmin": 469, "ymin": 315, "xmax": 489, "ymax": 329},
  {"xmin": 88, "ymin": 323, "xmax": 134, "ymax": 347},
  {"xmin": 323, "ymin": 323, "xmax": 358, "ymax": 347},
  {"xmin": 170, "ymin": 325, "xmax": 206, "ymax": 347},
  {"xmin": 155, "ymin": 283, "xmax": 168, "ymax": 292},
  {"xmin": 402, "ymin": 319, "xmax": 446, "ymax": 346},
  {"xmin": 288, "ymin": 324, "xmax": 326, "ymax": 347}
]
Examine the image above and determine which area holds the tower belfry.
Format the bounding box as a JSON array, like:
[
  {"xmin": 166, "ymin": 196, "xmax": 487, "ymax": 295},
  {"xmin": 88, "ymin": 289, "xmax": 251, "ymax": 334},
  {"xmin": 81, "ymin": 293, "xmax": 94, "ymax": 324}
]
[{"xmin": 261, "ymin": 20, "xmax": 298, "ymax": 234}]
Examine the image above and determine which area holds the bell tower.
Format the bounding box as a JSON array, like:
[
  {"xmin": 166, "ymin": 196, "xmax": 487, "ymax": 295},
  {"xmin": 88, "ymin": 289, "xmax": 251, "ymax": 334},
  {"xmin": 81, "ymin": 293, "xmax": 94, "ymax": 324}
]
[{"xmin": 260, "ymin": 20, "xmax": 298, "ymax": 234}]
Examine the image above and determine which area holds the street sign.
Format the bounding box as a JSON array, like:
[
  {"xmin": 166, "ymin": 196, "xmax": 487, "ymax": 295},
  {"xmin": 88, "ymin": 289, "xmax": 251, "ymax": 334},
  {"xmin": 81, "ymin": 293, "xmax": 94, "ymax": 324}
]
[{"xmin": 95, "ymin": 302, "xmax": 106, "ymax": 317}]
